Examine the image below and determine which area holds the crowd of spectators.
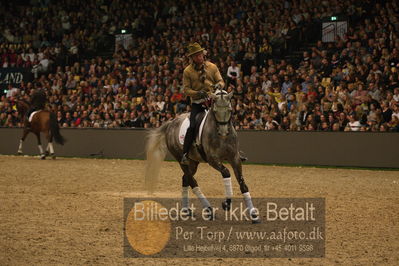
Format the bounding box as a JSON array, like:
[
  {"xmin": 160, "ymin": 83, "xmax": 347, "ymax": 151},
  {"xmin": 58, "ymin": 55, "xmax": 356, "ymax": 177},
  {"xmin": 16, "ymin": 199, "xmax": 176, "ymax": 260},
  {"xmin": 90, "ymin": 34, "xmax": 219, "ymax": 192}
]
[{"xmin": 1, "ymin": 0, "xmax": 399, "ymax": 132}]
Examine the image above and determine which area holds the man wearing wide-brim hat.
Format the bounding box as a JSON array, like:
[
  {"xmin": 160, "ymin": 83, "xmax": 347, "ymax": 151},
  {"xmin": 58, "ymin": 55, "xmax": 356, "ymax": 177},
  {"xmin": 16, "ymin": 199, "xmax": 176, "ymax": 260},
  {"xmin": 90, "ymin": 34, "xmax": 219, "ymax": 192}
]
[{"xmin": 180, "ymin": 42, "xmax": 225, "ymax": 165}]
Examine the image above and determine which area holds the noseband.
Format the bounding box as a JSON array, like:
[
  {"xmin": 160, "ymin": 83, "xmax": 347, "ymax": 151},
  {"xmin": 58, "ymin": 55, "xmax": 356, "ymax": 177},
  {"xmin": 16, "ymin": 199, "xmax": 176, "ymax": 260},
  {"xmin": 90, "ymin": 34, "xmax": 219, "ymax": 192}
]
[{"xmin": 212, "ymin": 98, "xmax": 232, "ymax": 134}]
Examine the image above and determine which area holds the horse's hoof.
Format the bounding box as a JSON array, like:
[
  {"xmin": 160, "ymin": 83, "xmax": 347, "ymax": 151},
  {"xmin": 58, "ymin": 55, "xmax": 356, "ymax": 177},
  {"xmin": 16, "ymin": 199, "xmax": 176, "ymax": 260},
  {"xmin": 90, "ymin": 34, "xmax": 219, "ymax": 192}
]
[
  {"xmin": 251, "ymin": 213, "xmax": 261, "ymax": 224},
  {"xmin": 51, "ymin": 153, "xmax": 56, "ymax": 159},
  {"xmin": 17, "ymin": 152, "xmax": 23, "ymax": 155},
  {"xmin": 222, "ymin": 199, "xmax": 232, "ymax": 211},
  {"xmin": 40, "ymin": 155, "xmax": 46, "ymax": 160}
]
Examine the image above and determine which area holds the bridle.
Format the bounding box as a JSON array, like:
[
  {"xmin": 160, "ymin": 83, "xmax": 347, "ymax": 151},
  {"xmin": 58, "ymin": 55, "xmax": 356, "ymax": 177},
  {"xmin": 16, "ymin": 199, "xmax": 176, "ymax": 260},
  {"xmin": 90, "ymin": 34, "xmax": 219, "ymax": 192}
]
[
  {"xmin": 211, "ymin": 90, "xmax": 233, "ymax": 135},
  {"xmin": 212, "ymin": 107, "xmax": 232, "ymax": 125}
]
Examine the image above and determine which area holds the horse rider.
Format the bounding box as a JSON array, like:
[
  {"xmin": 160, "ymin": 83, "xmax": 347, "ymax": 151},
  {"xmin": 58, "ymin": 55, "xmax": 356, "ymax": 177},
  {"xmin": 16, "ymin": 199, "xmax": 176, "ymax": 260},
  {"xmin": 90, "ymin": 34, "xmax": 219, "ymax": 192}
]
[
  {"xmin": 181, "ymin": 42, "xmax": 247, "ymax": 164},
  {"xmin": 26, "ymin": 88, "xmax": 46, "ymax": 128}
]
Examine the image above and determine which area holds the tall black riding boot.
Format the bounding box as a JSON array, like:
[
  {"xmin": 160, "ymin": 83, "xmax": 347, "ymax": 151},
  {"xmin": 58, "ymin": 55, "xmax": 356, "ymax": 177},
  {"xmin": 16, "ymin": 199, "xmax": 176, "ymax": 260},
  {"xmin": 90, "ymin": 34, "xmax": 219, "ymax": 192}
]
[{"xmin": 181, "ymin": 127, "xmax": 195, "ymax": 165}]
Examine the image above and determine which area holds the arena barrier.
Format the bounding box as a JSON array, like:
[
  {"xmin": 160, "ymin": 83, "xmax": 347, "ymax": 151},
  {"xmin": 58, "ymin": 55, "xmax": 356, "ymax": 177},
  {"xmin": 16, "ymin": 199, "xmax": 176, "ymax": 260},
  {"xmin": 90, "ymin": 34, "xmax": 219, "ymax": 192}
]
[{"xmin": 0, "ymin": 128, "xmax": 398, "ymax": 168}]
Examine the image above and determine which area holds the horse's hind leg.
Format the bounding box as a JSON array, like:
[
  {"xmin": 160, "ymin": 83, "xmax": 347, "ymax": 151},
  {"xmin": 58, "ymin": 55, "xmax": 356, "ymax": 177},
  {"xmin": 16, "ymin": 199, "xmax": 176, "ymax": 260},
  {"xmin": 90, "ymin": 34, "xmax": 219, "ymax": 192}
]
[
  {"xmin": 179, "ymin": 161, "xmax": 214, "ymax": 220},
  {"xmin": 180, "ymin": 172, "xmax": 195, "ymax": 217},
  {"xmin": 207, "ymin": 159, "xmax": 233, "ymax": 211},
  {"xmin": 46, "ymin": 130, "xmax": 55, "ymax": 159},
  {"xmin": 35, "ymin": 132, "xmax": 45, "ymax": 160},
  {"xmin": 45, "ymin": 131, "xmax": 50, "ymax": 156},
  {"xmin": 229, "ymin": 155, "xmax": 260, "ymax": 223},
  {"xmin": 17, "ymin": 128, "xmax": 30, "ymax": 155}
]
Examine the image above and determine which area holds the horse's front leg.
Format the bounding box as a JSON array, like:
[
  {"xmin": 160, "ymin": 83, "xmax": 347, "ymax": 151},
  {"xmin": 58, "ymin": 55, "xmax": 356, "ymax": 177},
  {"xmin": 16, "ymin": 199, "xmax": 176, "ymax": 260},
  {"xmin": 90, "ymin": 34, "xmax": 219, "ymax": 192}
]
[
  {"xmin": 207, "ymin": 159, "xmax": 233, "ymax": 211},
  {"xmin": 229, "ymin": 154, "xmax": 260, "ymax": 224},
  {"xmin": 17, "ymin": 128, "xmax": 30, "ymax": 155},
  {"xmin": 35, "ymin": 132, "xmax": 45, "ymax": 159}
]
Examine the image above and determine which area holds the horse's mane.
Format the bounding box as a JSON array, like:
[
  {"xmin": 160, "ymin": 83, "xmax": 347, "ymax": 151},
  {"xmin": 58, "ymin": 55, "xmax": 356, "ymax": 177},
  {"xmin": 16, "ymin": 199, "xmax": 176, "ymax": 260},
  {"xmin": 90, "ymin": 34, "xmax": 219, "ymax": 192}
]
[
  {"xmin": 20, "ymin": 99, "xmax": 30, "ymax": 106},
  {"xmin": 15, "ymin": 99, "xmax": 30, "ymax": 117}
]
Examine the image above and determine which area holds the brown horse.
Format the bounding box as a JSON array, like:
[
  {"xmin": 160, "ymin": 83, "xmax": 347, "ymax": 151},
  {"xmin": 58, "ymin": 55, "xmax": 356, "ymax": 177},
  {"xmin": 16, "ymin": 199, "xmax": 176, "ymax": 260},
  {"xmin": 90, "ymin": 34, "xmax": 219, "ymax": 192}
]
[{"xmin": 16, "ymin": 100, "xmax": 65, "ymax": 159}]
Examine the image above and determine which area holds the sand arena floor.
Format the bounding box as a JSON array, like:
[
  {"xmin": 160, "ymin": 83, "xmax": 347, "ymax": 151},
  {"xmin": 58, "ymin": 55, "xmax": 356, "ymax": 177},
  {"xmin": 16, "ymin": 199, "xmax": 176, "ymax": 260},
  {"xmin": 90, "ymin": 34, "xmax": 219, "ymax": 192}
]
[{"xmin": 0, "ymin": 155, "xmax": 398, "ymax": 265}]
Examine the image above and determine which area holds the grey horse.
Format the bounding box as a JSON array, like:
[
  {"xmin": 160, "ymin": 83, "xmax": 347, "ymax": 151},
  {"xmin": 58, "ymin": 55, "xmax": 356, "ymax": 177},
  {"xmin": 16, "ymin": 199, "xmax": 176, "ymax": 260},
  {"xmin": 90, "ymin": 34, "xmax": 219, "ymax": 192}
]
[{"xmin": 145, "ymin": 89, "xmax": 259, "ymax": 223}]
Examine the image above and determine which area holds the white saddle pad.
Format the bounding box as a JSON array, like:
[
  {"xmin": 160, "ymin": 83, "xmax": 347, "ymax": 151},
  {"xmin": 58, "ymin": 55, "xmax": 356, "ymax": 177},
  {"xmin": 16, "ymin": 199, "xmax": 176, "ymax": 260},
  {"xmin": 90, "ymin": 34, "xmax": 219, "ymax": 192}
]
[
  {"xmin": 29, "ymin": 110, "xmax": 41, "ymax": 122},
  {"xmin": 178, "ymin": 110, "xmax": 209, "ymax": 145}
]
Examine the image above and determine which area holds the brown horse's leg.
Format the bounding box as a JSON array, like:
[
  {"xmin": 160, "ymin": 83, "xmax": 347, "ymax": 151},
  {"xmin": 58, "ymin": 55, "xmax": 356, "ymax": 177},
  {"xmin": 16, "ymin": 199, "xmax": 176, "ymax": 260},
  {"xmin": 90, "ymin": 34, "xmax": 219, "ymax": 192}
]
[
  {"xmin": 17, "ymin": 128, "xmax": 30, "ymax": 154},
  {"xmin": 35, "ymin": 132, "xmax": 45, "ymax": 159},
  {"xmin": 44, "ymin": 130, "xmax": 50, "ymax": 155},
  {"xmin": 46, "ymin": 129, "xmax": 56, "ymax": 159}
]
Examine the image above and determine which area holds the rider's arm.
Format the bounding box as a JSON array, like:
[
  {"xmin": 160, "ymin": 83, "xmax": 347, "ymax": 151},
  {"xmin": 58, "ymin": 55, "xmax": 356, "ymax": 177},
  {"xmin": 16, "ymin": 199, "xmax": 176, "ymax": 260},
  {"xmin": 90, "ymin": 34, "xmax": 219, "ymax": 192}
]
[{"xmin": 213, "ymin": 65, "xmax": 225, "ymax": 90}]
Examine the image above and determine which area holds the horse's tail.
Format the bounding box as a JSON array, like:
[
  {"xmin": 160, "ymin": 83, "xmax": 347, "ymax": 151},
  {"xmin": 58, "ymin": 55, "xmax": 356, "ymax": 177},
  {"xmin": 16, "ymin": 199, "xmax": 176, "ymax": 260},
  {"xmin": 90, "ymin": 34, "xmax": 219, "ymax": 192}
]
[
  {"xmin": 49, "ymin": 112, "xmax": 65, "ymax": 145},
  {"xmin": 145, "ymin": 121, "xmax": 171, "ymax": 193}
]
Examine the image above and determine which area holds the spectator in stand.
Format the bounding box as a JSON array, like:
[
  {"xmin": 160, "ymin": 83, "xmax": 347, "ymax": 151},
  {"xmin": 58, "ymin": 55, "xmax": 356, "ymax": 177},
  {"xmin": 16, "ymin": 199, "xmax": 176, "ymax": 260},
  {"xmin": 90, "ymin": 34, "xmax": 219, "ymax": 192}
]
[
  {"xmin": 0, "ymin": 0, "xmax": 398, "ymax": 132},
  {"xmin": 226, "ymin": 61, "xmax": 240, "ymax": 88},
  {"xmin": 347, "ymin": 114, "xmax": 362, "ymax": 131}
]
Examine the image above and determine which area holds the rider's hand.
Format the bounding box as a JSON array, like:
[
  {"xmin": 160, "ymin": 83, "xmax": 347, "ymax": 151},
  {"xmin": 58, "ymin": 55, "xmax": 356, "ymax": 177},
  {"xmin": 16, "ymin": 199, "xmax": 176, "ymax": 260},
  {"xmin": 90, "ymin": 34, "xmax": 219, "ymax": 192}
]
[{"xmin": 197, "ymin": 90, "xmax": 208, "ymax": 99}]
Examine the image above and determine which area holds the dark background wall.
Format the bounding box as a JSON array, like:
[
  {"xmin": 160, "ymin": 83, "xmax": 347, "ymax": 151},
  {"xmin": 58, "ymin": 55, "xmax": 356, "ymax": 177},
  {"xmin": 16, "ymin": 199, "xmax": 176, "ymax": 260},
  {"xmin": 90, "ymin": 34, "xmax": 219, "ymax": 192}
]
[{"xmin": 0, "ymin": 128, "xmax": 398, "ymax": 168}]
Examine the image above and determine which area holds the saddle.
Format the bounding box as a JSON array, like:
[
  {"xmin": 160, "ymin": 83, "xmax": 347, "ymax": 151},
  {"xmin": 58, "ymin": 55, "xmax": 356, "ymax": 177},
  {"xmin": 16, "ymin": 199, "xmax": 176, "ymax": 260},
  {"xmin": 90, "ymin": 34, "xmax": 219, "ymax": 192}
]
[
  {"xmin": 28, "ymin": 110, "xmax": 41, "ymax": 122},
  {"xmin": 178, "ymin": 109, "xmax": 248, "ymax": 163},
  {"xmin": 178, "ymin": 110, "xmax": 209, "ymax": 162},
  {"xmin": 179, "ymin": 110, "xmax": 209, "ymax": 146}
]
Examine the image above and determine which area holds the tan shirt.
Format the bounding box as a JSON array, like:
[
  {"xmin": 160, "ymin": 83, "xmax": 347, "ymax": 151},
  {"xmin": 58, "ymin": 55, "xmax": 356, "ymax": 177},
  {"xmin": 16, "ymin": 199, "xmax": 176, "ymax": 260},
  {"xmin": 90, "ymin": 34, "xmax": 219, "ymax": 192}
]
[{"xmin": 183, "ymin": 61, "xmax": 225, "ymax": 103}]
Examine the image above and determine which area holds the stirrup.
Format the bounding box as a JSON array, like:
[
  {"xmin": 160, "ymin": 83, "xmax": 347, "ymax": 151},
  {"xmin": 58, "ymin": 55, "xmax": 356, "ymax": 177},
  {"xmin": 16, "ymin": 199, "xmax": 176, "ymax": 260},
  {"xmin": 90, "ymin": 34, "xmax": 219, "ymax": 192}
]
[{"xmin": 239, "ymin": 151, "xmax": 248, "ymax": 162}]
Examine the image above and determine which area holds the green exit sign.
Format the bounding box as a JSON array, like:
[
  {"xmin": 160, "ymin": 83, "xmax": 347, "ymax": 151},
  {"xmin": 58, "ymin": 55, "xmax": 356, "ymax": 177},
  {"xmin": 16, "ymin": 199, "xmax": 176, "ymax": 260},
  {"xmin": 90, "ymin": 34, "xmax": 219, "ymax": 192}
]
[{"xmin": 331, "ymin": 16, "xmax": 337, "ymax": 21}]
